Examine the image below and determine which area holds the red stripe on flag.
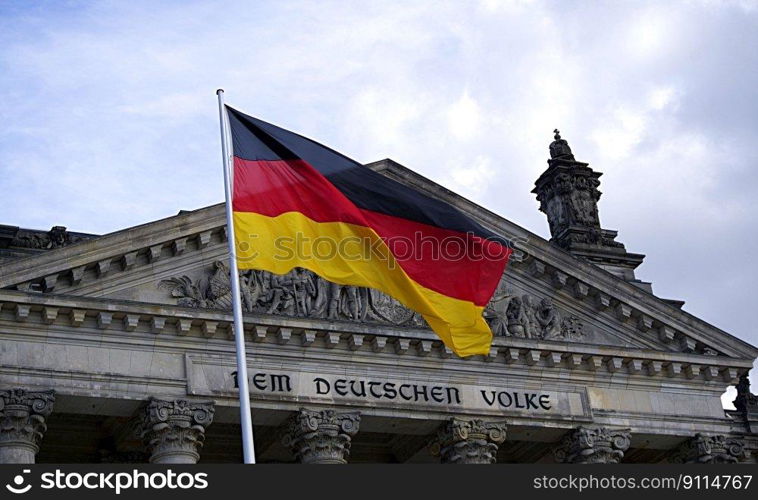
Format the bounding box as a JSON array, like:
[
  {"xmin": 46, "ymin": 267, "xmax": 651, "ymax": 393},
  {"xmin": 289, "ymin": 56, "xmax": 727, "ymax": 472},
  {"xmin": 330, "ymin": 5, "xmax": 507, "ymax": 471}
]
[
  {"xmin": 232, "ymin": 157, "xmax": 511, "ymax": 305},
  {"xmin": 233, "ymin": 157, "xmax": 364, "ymax": 225},
  {"xmin": 360, "ymin": 210, "xmax": 511, "ymax": 306}
]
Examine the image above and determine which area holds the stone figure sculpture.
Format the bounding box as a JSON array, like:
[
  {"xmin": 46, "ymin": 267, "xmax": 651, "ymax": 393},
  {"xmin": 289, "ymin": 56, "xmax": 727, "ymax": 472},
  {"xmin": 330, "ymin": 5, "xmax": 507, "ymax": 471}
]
[
  {"xmin": 505, "ymin": 297, "xmax": 527, "ymax": 338},
  {"xmin": 11, "ymin": 226, "xmax": 86, "ymax": 249},
  {"xmin": 536, "ymin": 298, "xmax": 562, "ymax": 339},
  {"xmin": 488, "ymin": 294, "xmax": 587, "ymax": 341},
  {"xmin": 520, "ymin": 295, "xmax": 539, "ymax": 339}
]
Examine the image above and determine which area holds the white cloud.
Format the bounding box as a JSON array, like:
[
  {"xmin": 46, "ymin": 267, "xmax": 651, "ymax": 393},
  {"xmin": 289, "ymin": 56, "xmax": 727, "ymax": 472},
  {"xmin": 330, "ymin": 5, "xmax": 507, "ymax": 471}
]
[
  {"xmin": 445, "ymin": 155, "xmax": 495, "ymax": 197},
  {"xmin": 117, "ymin": 91, "xmax": 208, "ymax": 118},
  {"xmin": 447, "ymin": 90, "xmax": 482, "ymax": 140},
  {"xmin": 626, "ymin": 9, "xmax": 671, "ymax": 58},
  {"xmin": 648, "ymin": 85, "xmax": 678, "ymax": 111},
  {"xmin": 479, "ymin": 0, "xmax": 535, "ymax": 12},
  {"xmin": 590, "ymin": 107, "xmax": 647, "ymax": 161}
]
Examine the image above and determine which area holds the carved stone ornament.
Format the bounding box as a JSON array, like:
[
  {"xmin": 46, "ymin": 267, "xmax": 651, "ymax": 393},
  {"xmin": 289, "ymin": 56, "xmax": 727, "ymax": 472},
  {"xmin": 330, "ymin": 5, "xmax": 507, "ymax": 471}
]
[
  {"xmin": 534, "ymin": 169, "xmax": 604, "ymax": 243},
  {"xmin": 160, "ymin": 263, "xmax": 593, "ymax": 343},
  {"xmin": 160, "ymin": 262, "xmax": 425, "ymax": 327},
  {"xmin": 281, "ymin": 408, "xmax": 361, "ymax": 464},
  {"xmin": 11, "ymin": 226, "xmax": 86, "ymax": 249},
  {"xmin": 670, "ymin": 434, "xmax": 748, "ymax": 464},
  {"xmin": 486, "ymin": 293, "xmax": 589, "ymax": 341},
  {"xmin": 553, "ymin": 426, "xmax": 631, "ymax": 464},
  {"xmin": 0, "ymin": 388, "xmax": 55, "ymax": 463},
  {"xmin": 141, "ymin": 398, "xmax": 215, "ymax": 464},
  {"xmin": 428, "ymin": 418, "xmax": 507, "ymax": 464},
  {"xmin": 534, "ymin": 131, "xmax": 626, "ymax": 252},
  {"xmin": 549, "ymin": 129, "xmax": 576, "ymax": 161}
]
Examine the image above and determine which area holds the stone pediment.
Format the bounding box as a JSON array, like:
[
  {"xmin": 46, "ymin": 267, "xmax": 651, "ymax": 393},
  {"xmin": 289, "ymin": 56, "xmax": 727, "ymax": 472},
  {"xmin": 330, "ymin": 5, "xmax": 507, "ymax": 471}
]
[{"xmin": 0, "ymin": 160, "xmax": 756, "ymax": 361}]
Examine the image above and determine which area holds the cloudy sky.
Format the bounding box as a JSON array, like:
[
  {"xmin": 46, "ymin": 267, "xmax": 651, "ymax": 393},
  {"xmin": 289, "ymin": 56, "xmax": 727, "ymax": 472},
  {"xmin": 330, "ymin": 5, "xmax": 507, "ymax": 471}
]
[{"xmin": 1, "ymin": 1, "xmax": 757, "ymax": 402}]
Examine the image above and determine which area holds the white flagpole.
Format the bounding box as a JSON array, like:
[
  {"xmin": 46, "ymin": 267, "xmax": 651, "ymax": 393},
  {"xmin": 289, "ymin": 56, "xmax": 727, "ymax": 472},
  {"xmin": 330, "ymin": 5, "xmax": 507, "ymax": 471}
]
[{"xmin": 216, "ymin": 89, "xmax": 256, "ymax": 464}]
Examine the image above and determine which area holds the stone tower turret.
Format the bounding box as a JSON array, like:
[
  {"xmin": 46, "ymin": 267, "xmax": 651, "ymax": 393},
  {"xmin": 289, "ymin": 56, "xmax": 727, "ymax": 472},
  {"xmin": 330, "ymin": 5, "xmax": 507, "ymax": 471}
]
[{"xmin": 532, "ymin": 130, "xmax": 650, "ymax": 292}]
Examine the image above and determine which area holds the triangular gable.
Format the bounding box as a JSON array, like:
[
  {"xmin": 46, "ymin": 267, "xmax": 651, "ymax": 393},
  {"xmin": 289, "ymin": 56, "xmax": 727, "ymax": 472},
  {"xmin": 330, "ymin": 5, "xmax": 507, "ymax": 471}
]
[{"xmin": 1, "ymin": 160, "xmax": 756, "ymax": 361}]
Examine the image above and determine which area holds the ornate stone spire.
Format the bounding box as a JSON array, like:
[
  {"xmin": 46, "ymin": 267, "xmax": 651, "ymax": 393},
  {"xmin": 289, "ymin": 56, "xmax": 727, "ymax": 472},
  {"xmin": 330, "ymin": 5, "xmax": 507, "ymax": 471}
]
[
  {"xmin": 535, "ymin": 130, "xmax": 605, "ymax": 244},
  {"xmin": 533, "ymin": 130, "xmax": 648, "ymax": 289}
]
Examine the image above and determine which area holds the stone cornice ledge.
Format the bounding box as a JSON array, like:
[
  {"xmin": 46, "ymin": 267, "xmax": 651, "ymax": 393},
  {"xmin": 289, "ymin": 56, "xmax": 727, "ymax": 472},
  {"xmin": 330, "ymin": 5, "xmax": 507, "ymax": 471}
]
[
  {"xmin": 0, "ymin": 289, "xmax": 751, "ymax": 385},
  {"xmin": 0, "ymin": 205, "xmax": 226, "ymax": 289}
]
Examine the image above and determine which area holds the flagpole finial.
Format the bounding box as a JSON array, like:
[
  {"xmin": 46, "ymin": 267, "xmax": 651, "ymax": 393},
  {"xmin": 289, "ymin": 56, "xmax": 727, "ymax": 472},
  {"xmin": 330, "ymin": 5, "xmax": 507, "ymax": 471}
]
[{"xmin": 216, "ymin": 88, "xmax": 225, "ymax": 95}]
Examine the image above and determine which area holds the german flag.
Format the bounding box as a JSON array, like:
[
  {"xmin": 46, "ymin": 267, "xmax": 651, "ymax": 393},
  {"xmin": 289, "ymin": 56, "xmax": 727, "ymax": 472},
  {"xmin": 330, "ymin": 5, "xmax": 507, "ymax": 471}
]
[{"xmin": 227, "ymin": 106, "xmax": 512, "ymax": 357}]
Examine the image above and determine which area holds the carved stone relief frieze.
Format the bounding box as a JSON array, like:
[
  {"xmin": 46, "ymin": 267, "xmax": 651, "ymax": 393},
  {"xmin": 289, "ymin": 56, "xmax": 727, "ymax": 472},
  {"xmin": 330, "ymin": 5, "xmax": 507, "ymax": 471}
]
[
  {"xmin": 159, "ymin": 261, "xmax": 426, "ymax": 327},
  {"xmin": 159, "ymin": 261, "xmax": 593, "ymax": 343},
  {"xmin": 485, "ymin": 292, "xmax": 588, "ymax": 342}
]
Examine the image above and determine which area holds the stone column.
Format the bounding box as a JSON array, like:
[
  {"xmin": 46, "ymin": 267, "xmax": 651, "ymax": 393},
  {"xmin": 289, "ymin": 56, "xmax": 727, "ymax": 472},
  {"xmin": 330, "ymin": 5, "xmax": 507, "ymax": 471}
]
[
  {"xmin": 554, "ymin": 426, "xmax": 631, "ymax": 464},
  {"xmin": 0, "ymin": 388, "xmax": 55, "ymax": 464},
  {"xmin": 141, "ymin": 398, "xmax": 215, "ymax": 464},
  {"xmin": 670, "ymin": 434, "xmax": 748, "ymax": 464},
  {"xmin": 281, "ymin": 408, "xmax": 361, "ymax": 464},
  {"xmin": 428, "ymin": 418, "xmax": 507, "ymax": 464}
]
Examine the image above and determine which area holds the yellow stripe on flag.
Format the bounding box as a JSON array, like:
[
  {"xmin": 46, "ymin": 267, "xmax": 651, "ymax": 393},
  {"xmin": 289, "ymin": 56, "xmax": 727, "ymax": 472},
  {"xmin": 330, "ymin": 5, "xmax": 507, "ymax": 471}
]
[{"xmin": 233, "ymin": 210, "xmax": 492, "ymax": 356}]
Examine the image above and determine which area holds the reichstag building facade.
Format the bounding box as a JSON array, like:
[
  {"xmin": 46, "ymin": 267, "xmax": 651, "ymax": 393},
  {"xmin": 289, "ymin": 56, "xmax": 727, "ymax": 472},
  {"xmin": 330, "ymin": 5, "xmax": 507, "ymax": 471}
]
[{"xmin": 1, "ymin": 134, "xmax": 756, "ymax": 464}]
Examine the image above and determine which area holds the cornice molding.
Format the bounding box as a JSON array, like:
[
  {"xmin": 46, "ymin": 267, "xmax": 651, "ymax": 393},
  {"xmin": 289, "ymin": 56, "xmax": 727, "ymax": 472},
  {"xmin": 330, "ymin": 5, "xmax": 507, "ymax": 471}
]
[
  {"xmin": 0, "ymin": 206, "xmax": 226, "ymax": 291},
  {"xmin": 0, "ymin": 289, "xmax": 750, "ymax": 385}
]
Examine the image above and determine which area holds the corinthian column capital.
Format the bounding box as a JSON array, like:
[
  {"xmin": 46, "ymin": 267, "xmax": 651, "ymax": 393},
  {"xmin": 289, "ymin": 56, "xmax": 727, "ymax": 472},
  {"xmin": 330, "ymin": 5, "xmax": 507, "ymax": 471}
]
[
  {"xmin": 141, "ymin": 398, "xmax": 215, "ymax": 464},
  {"xmin": 554, "ymin": 426, "xmax": 631, "ymax": 464},
  {"xmin": 0, "ymin": 388, "xmax": 55, "ymax": 463},
  {"xmin": 670, "ymin": 434, "xmax": 748, "ymax": 464},
  {"xmin": 429, "ymin": 417, "xmax": 507, "ymax": 464},
  {"xmin": 282, "ymin": 408, "xmax": 361, "ymax": 464}
]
